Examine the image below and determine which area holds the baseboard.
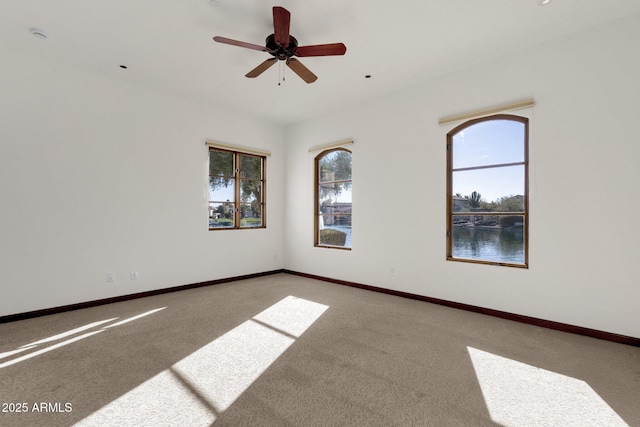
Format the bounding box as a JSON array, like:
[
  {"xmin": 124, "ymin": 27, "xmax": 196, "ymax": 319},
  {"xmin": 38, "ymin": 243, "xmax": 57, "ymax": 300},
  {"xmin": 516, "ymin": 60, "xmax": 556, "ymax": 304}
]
[
  {"xmin": 283, "ymin": 270, "xmax": 640, "ymax": 348},
  {"xmin": 0, "ymin": 269, "xmax": 285, "ymax": 324},
  {"xmin": 4, "ymin": 268, "xmax": 638, "ymax": 347}
]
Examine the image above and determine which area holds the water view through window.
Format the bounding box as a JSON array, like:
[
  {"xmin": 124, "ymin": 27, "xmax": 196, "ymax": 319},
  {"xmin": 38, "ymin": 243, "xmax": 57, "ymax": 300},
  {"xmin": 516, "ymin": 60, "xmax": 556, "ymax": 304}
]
[
  {"xmin": 452, "ymin": 225, "xmax": 524, "ymax": 264},
  {"xmin": 315, "ymin": 148, "xmax": 352, "ymax": 249},
  {"xmin": 447, "ymin": 114, "xmax": 529, "ymax": 267}
]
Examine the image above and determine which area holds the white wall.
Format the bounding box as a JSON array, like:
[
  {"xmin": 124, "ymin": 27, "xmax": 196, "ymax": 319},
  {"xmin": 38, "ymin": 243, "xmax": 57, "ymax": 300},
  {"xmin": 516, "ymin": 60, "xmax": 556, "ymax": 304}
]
[
  {"xmin": 0, "ymin": 47, "xmax": 284, "ymax": 316},
  {"xmin": 3, "ymin": 13, "xmax": 639, "ymax": 339},
  {"xmin": 283, "ymin": 13, "xmax": 640, "ymax": 338}
]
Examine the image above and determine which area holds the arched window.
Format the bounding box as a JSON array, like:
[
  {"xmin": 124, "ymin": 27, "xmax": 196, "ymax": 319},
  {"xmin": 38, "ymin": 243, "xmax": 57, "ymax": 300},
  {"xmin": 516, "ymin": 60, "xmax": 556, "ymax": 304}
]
[
  {"xmin": 315, "ymin": 148, "xmax": 352, "ymax": 249},
  {"xmin": 447, "ymin": 114, "xmax": 528, "ymax": 267}
]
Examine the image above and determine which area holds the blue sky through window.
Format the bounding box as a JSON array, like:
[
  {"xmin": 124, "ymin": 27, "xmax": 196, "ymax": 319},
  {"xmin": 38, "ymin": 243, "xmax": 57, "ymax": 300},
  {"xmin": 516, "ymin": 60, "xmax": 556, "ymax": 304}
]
[{"xmin": 452, "ymin": 119, "xmax": 525, "ymax": 203}]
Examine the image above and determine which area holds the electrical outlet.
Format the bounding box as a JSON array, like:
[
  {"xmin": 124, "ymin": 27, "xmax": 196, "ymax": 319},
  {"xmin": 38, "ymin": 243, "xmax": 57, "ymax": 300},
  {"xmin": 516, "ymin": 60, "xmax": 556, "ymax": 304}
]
[
  {"xmin": 106, "ymin": 273, "xmax": 114, "ymax": 283},
  {"xmin": 130, "ymin": 271, "xmax": 138, "ymax": 280},
  {"xmin": 389, "ymin": 267, "xmax": 396, "ymax": 276}
]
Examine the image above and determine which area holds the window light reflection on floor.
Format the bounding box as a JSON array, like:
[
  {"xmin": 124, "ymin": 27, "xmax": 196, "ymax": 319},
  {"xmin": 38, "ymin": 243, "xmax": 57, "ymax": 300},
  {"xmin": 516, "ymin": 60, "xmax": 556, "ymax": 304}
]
[
  {"xmin": 103, "ymin": 308, "xmax": 166, "ymax": 329},
  {"xmin": 21, "ymin": 318, "xmax": 118, "ymax": 347},
  {"xmin": 0, "ymin": 345, "xmax": 38, "ymax": 361},
  {"xmin": 1, "ymin": 331, "xmax": 106, "ymax": 369},
  {"xmin": 74, "ymin": 296, "xmax": 329, "ymax": 427},
  {"xmin": 0, "ymin": 308, "xmax": 167, "ymax": 369},
  {"xmin": 0, "ymin": 318, "xmax": 117, "ymax": 363},
  {"xmin": 467, "ymin": 346, "xmax": 629, "ymax": 427}
]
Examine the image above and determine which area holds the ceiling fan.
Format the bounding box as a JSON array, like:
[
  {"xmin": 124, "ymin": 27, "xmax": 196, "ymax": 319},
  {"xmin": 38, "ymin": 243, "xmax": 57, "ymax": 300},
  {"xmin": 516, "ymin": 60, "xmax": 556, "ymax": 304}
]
[{"xmin": 213, "ymin": 6, "xmax": 346, "ymax": 83}]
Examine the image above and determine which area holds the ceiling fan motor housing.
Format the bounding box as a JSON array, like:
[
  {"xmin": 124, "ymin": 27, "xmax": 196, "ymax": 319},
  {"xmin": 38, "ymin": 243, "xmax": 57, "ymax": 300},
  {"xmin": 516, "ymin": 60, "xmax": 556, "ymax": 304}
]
[{"xmin": 266, "ymin": 33, "xmax": 298, "ymax": 60}]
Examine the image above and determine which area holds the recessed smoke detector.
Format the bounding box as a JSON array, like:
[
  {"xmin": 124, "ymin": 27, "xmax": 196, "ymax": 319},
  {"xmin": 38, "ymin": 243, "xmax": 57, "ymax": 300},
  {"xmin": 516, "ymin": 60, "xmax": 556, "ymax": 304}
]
[{"xmin": 30, "ymin": 28, "xmax": 49, "ymax": 39}]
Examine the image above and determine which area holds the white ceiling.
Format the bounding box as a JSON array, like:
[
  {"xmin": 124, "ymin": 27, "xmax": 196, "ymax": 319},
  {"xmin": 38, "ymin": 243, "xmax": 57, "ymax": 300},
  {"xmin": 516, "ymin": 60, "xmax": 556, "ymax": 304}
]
[{"xmin": 2, "ymin": 0, "xmax": 640, "ymax": 126}]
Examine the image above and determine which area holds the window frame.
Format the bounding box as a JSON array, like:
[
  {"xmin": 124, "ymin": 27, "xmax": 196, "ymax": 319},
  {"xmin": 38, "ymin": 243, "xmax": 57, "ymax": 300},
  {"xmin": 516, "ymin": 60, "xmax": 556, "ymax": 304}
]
[
  {"xmin": 446, "ymin": 114, "xmax": 529, "ymax": 268},
  {"xmin": 208, "ymin": 147, "xmax": 266, "ymax": 231},
  {"xmin": 314, "ymin": 148, "xmax": 352, "ymax": 250}
]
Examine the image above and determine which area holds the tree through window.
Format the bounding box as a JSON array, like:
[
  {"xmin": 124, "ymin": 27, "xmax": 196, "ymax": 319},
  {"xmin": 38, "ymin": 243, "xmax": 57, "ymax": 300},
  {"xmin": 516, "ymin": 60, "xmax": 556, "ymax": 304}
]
[
  {"xmin": 315, "ymin": 148, "xmax": 352, "ymax": 249},
  {"xmin": 446, "ymin": 114, "xmax": 528, "ymax": 267},
  {"xmin": 209, "ymin": 148, "xmax": 265, "ymax": 229}
]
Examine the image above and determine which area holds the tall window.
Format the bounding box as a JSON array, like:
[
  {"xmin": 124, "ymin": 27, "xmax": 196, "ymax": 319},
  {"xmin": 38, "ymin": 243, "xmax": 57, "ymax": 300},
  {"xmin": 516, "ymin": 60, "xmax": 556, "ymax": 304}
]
[
  {"xmin": 315, "ymin": 148, "xmax": 352, "ymax": 249},
  {"xmin": 447, "ymin": 114, "xmax": 528, "ymax": 267},
  {"xmin": 209, "ymin": 148, "xmax": 265, "ymax": 229}
]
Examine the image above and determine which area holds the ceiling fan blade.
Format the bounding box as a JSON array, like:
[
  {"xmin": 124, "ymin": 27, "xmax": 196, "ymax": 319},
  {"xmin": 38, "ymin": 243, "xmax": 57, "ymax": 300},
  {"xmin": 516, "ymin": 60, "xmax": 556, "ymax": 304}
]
[
  {"xmin": 286, "ymin": 58, "xmax": 317, "ymax": 83},
  {"xmin": 246, "ymin": 58, "xmax": 278, "ymax": 78},
  {"xmin": 213, "ymin": 36, "xmax": 268, "ymax": 52},
  {"xmin": 295, "ymin": 43, "xmax": 347, "ymax": 57},
  {"xmin": 273, "ymin": 6, "xmax": 291, "ymax": 47}
]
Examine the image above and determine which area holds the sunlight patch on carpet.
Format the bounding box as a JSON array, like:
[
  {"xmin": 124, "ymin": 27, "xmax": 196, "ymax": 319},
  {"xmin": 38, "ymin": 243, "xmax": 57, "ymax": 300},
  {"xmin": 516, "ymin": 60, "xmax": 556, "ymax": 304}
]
[
  {"xmin": 1, "ymin": 330, "xmax": 106, "ymax": 369},
  {"xmin": 76, "ymin": 369, "xmax": 215, "ymax": 426},
  {"xmin": 254, "ymin": 295, "xmax": 329, "ymax": 337},
  {"xmin": 21, "ymin": 318, "xmax": 117, "ymax": 347},
  {"xmin": 0, "ymin": 308, "xmax": 167, "ymax": 369},
  {"xmin": 74, "ymin": 296, "xmax": 329, "ymax": 426},
  {"xmin": 467, "ymin": 346, "xmax": 629, "ymax": 427},
  {"xmin": 103, "ymin": 308, "xmax": 167, "ymax": 328},
  {"xmin": 0, "ymin": 345, "xmax": 38, "ymax": 360}
]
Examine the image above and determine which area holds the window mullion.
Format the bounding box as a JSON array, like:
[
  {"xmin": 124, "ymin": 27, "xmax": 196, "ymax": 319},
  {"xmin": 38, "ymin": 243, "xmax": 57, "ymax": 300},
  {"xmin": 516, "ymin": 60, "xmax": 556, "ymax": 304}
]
[
  {"xmin": 234, "ymin": 154, "xmax": 240, "ymax": 228},
  {"xmin": 453, "ymin": 161, "xmax": 525, "ymax": 173},
  {"xmin": 452, "ymin": 211, "xmax": 525, "ymax": 216}
]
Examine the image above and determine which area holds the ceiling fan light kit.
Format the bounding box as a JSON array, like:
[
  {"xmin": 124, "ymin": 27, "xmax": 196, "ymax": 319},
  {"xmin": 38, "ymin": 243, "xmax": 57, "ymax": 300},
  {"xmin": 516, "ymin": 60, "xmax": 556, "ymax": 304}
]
[{"xmin": 213, "ymin": 6, "xmax": 346, "ymax": 84}]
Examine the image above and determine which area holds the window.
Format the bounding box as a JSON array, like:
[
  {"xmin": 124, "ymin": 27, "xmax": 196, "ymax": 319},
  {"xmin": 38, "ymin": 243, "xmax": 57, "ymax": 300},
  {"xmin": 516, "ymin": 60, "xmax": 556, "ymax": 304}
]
[
  {"xmin": 209, "ymin": 148, "xmax": 265, "ymax": 229},
  {"xmin": 315, "ymin": 148, "xmax": 352, "ymax": 249},
  {"xmin": 446, "ymin": 114, "xmax": 528, "ymax": 267}
]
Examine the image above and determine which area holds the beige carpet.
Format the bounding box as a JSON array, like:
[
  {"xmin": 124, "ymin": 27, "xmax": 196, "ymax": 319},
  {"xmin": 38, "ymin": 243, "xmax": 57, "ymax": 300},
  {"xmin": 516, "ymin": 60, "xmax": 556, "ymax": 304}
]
[{"xmin": 1, "ymin": 273, "xmax": 638, "ymax": 426}]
